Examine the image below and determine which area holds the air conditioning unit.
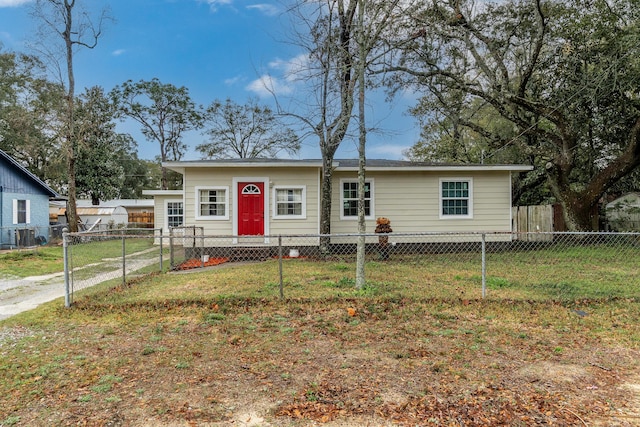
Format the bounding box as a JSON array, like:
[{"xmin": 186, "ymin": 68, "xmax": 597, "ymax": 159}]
[{"xmin": 16, "ymin": 228, "xmax": 35, "ymax": 248}]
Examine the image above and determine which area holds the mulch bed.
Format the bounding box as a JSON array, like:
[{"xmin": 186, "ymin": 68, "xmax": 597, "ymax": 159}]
[{"xmin": 176, "ymin": 257, "xmax": 229, "ymax": 270}]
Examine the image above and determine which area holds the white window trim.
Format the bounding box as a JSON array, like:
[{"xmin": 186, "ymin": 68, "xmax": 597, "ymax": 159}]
[
  {"xmin": 339, "ymin": 178, "xmax": 375, "ymax": 221},
  {"xmin": 439, "ymin": 177, "xmax": 473, "ymax": 219},
  {"xmin": 195, "ymin": 186, "xmax": 230, "ymax": 220},
  {"xmin": 164, "ymin": 199, "xmax": 184, "ymax": 232},
  {"xmin": 272, "ymin": 185, "xmax": 307, "ymax": 219},
  {"xmin": 13, "ymin": 199, "xmax": 30, "ymax": 225}
]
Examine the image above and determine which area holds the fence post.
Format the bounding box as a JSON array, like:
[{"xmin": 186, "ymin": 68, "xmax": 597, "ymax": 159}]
[
  {"xmin": 159, "ymin": 229, "xmax": 163, "ymax": 272},
  {"xmin": 122, "ymin": 233, "xmax": 126, "ymax": 287},
  {"xmin": 201, "ymin": 231, "xmax": 205, "ymax": 268},
  {"xmin": 481, "ymin": 233, "xmax": 486, "ymax": 298},
  {"xmin": 63, "ymin": 228, "xmax": 71, "ymax": 308},
  {"xmin": 278, "ymin": 235, "xmax": 284, "ymax": 299},
  {"xmin": 169, "ymin": 227, "xmax": 174, "ymax": 270}
]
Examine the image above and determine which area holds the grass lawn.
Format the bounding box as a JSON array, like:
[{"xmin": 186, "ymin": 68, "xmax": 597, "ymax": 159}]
[
  {"xmin": 1, "ymin": 256, "xmax": 640, "ymax": 426},
  {"xmin": 0, "ymin": 247, "xmax": 64, "ymax": 278}
]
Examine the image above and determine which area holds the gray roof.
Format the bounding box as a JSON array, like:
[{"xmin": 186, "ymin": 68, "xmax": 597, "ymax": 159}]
[
  {"xmin": 335, "ymin": 159, "xmax": 446, "ymax": 168},
  {"xmin": 77, "ymin": 199, "xmax": 154, "ymax": 208},
  {"xmin": 164, "ymin": 158, "xmax": 532, "ymax": 171}
]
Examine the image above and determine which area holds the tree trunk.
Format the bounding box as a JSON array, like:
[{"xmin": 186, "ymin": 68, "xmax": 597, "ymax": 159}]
[
  {"xmin": 550, "ymin": 117, "xmax": 640, "ymax": 231},
  {"xmin": 64, "ymin": 0, "xmax": 78, "ymax": 233},
  {"xmin": 319, "ymin": 155, "xmax": 334, "ymax": 256},
  {"xmin": 355, "ymin": 0, "xmax": 367, "ymax": 289},
  {"xmin": 560, "ymin": 193, "xmax": 599, "ymax": 231}
]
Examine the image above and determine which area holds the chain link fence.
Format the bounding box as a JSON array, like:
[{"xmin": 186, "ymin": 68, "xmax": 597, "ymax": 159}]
[
  {"xmin": 0, "ymin": 225, "xmax": 65, "ymax": 249},
  {"xmin": 168, "ymin": 230, "xmax": 640, "ymax": 298},
  {"xmin": 64, "ymin": 230, "xmax": 640, "ymax": 305},
  {"xmin": 63, "ymin": 228, "xmax": 165, "ymax": 306}
]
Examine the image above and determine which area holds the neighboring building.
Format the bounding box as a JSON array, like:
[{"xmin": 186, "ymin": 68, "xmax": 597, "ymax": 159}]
[
  {"xmin": 55, "ymin": 205, "xmax": 129, "ymax": 230},
  {"xmin": 76, "ymin": 199, "xmax": 154, "ymax": 215},
  {"xmin": 606, "ymin": 192, "xmax": 640, "ymax": 231},
  {"xmin": 91, "ymin": 199, "xmax": 154, "ymax": 227},
  {"xmin": 51, "ymin": 199, "xmax": 155, "ymax": 229},
  {"xmin": 143, "ymin": 159, "xmax": 533, "ymax": 246},
  {"xmin": 0, "ymin": 149, "xmax": 60, "ymax": 248}
]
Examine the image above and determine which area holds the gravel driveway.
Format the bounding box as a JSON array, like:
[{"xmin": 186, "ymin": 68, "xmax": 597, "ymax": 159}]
[
  {"xmin": 0, "ymin": 249, "xmax": 160, "ymax": 321},
  {"xmin": 0, "ymin": 272, "xmax": 66, "ymax": 321}
]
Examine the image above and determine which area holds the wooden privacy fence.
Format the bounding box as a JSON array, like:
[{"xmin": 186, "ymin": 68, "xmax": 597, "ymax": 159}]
[
  {"xmin": 128, "ymin": 212, "xmax": 154, "ymax": 227},
  {"xmin": 512, "ymin": 205, "xmax": 553, "ymax": 241}
]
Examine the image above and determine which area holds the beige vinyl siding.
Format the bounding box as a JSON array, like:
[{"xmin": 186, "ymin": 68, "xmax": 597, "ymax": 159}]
[
  {"xmin": 330, "ymin": 170, "xmax": 513, "ymax": 234},
  {"xmin": 183, "ymin": 166, "xmax": 320, "ymax": 235}
]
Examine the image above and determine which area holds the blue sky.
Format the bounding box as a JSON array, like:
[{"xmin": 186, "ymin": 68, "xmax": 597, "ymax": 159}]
[{"xmin": 0, "ymin": 0, "xmax": 420, "ymax": 161}]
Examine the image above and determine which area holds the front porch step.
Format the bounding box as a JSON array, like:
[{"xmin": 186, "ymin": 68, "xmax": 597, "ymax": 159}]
[{"xmin": 230, "ymin": 247, "xmax": 272, "ymax": 261}]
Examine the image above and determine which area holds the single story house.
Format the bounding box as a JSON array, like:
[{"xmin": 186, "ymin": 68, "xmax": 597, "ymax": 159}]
[
  {"xmin": 0, "ymin": 149, "xmax": 60, "ymax": 248},
  {"xmin": 143, "ymin": 159, "xmax": 533, "ymax": 251}
]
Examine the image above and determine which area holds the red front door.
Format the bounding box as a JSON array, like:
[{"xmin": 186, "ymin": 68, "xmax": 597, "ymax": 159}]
[{"xmin": 238, "ymin": 182, "xmax": 264, "ymax": 236}]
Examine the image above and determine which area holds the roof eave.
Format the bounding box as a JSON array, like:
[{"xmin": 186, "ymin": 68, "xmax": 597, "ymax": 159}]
[
  {"xmin": 334, "ymin": 165, "xmax": 535, "ymax": 172},
  {"xmin": 162, "ymin": 160, "xmax": 327, "ymax": 173},
  {"xmin": 142, "ymin": 189, "xmax": 184, "ymax": 196}
]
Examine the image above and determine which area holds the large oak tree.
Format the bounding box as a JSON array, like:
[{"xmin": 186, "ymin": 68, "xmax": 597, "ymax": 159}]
[
  {"xmin": 393, "ymin": 0, "xmax": 640, "ymax": 230},
  {"xmin": 110, "ymin": 78, "xmax": 202, "ymax": 190}
]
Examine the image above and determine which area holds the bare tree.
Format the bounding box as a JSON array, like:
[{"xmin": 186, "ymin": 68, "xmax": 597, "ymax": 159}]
[
  {"xmin": 279, "ymin": 0, "xmax": 359, "ymax": 254},
  {"xmin": 197, "ymin": 98, "xmax": 299, "ymax": 159},
  {"xmin": 30, "ymin": 0, "xmax": 111, "ymax": 232},
  {"xmin": 280, "ymin": 0, "xmax": 408, "ymax": 282},
  {"xmin": 355, "ymin": 0, "xmax": 368, "ymax": 287}
]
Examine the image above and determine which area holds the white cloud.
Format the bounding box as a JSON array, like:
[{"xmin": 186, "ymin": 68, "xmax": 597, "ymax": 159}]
[
  {"xmin": 245, "ymin": 74, "xmax": 293, "ymax": 97},
  {"xmin": 200, "ymin": 0, "xmax": 233, "ymax": 12},
  {"xmin": 246, "ymin": 3, "xmax": 279, "ymax": 16},
  {"xmin": 224, "ymin": 75, "xmax": 243, "ymax": 86},
  {"xmin": 0, "ymin": 0, "xmax": 31, "ymax": 6},
  {"xmin": 268, "ymin": 53, "xmax": 309, "ymax": 82},
  {"xmin": 112, "ymin": 49, "xmax": 126, "ymax": 56},
  {"xmin": 245, "ymin": 53, "xmax": 310, "ymax": 96}
]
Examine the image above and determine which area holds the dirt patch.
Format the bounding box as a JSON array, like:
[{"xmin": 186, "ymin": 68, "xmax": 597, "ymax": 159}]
[
  {"xmin": 517, "ymin": 361, "xmax": 590, "ymax": 383},
  {"xmin": 615, "ymin": 376, "xmax": 640, "ymax": 424}
]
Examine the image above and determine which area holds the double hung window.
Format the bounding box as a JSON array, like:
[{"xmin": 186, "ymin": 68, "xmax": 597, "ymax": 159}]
[
  {"xmin": 440, "ymin": 179, "xmax": 473, "ymax": 218},
  {"xmin": 341, "ymin": 180, "xmax": 373, "ymax": 219}
]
